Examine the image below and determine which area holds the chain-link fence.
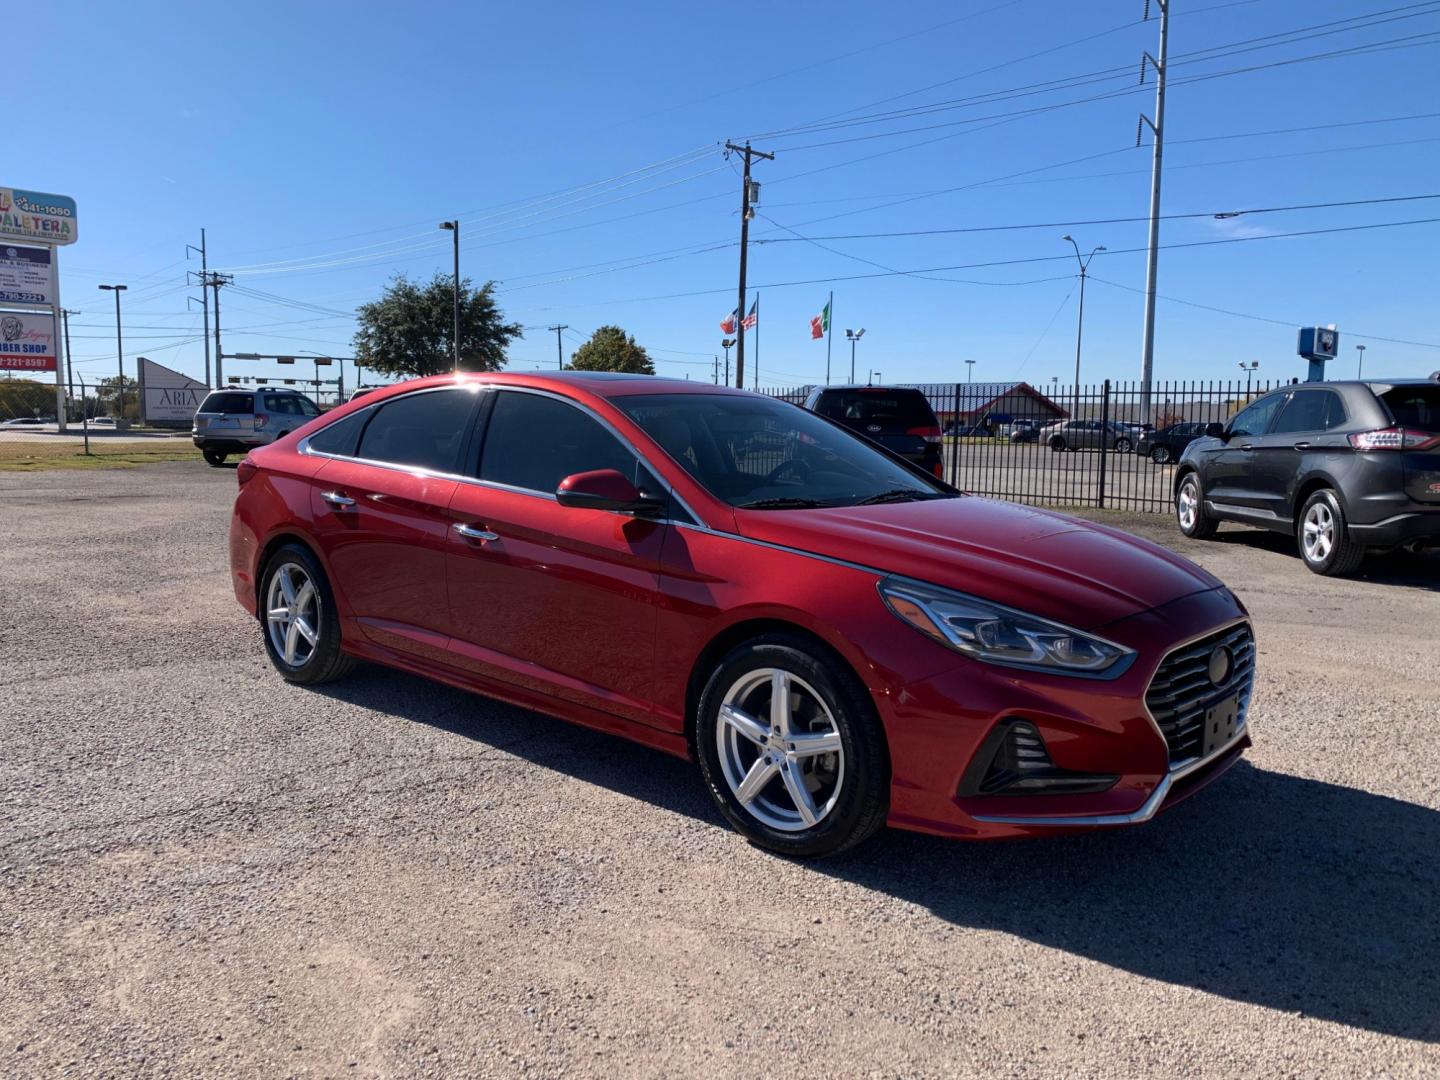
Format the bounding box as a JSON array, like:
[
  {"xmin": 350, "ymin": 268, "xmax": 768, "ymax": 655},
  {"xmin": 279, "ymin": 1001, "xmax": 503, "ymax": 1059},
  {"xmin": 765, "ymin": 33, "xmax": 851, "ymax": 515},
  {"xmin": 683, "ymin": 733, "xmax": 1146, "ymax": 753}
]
[{"xmin": 764, "ymin": 378, "xmax": 1282, "ymax": 514}]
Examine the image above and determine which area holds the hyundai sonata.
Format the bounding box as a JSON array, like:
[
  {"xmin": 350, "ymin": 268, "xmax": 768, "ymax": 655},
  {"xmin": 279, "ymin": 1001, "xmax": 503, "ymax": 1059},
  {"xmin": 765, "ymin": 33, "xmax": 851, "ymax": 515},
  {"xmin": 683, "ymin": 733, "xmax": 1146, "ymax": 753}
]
[{"xmin": 229, "ymin": 373, "xmax": 1254, "ymax": 857}]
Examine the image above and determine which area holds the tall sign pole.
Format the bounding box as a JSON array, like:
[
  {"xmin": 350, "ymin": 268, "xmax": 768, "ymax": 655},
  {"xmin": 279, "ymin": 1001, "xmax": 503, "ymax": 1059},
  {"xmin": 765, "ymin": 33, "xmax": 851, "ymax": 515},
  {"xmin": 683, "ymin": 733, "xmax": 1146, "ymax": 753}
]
[
  {"xmin": 1137, "ymin": 0, "xmax": 1170, "ymax": 423},
  {"xmin": 723, "ymin": 141, "xmax": 773, "ymax": 390},
  {"xmin": 0, "ymin": 187, "xmax": 76, "ymax": 428}
]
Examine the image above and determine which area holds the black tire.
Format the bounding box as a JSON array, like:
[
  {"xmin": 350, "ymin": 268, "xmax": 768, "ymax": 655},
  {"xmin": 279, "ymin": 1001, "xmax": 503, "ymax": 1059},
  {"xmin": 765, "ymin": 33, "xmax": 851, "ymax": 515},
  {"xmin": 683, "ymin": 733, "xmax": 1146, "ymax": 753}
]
[
  {"xmin": 1049, "ymin": 436, "xmax": 1067, "ymax": 452},
  {"xmin": 1151, "ymin": 444, "xmax": 1172, "ymax": 465},
  {"xmin": 258, "ymin": 543, "xmax": 355, "ymax": 684},
  {"xmin": 1176, "ymin": 471, "xmax": 1218, "ymax": 539},
  {"xmin": 202, "ymin": 449, "xmax": 227, "ymax": 467},
  {"xmin": 1297, "ymin": 489, "xmax": 1366, "ymax": 576},
  {"xmin": 1115, "ymin": 437, "xmax": 1133, "ymax": 454},
  {"xmin": 695, "ymin": 634, "xmax": 889, "ymax": 858}
]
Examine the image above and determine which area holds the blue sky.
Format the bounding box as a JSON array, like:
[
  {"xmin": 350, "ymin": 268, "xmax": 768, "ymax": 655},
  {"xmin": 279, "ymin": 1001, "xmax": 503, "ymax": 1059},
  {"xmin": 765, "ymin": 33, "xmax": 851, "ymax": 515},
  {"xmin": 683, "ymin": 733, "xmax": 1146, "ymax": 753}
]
[{"xmin": 41, "ymin": 0, "xmax": 1440, "ymax": 391}]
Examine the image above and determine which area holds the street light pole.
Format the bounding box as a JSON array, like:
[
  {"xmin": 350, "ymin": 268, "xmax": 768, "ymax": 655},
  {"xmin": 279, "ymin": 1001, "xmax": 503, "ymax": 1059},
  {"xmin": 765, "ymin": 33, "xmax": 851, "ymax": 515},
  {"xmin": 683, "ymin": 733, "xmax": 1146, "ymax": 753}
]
[
  {"xmin": 439, "ymin": 221, "xmax": 460, "ymax": 371},
  {"xmin": 846, "ymin": 328, "xmax": 865, "ymax": 382},
  {"xmin": 721, "ymin": 338, "xmax": 735, "ymax": 385},
  {"xmin": 1062, "ymin": 236, "xmax": 1105, "ymax": 421},
  {"xmin": 98, "ymin": 284, "xmax": 128, "ymax": 418},
  {"xmin": 965, "ymin": 358, "xmax": 976, "ymax": 382},
  {"xmin": 1237, "ymin": 360, "xmax": 1260, "ymax": 398},
  {"xmin": 1356, "ymin": 344, "xmax": 1366, "ymax": 379}
]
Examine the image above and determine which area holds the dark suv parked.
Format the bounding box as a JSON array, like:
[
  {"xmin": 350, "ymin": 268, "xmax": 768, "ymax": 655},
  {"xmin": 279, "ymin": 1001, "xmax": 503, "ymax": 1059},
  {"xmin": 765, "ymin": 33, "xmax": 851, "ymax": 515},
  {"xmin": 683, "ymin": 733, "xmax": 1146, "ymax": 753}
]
[
  {"xmin": 1174, "ymin": 379, "xmax": 1440, "ymax": 575},
  {"xmin": 802, "ymin": 385, "xmax": 944, "ymax": 478}
]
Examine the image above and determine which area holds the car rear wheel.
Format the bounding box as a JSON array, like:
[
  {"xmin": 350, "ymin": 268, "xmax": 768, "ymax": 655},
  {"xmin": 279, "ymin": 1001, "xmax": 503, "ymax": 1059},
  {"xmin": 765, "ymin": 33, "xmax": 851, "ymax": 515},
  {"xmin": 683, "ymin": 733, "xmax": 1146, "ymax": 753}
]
[
  {"xmin": 259, "ymin": 544, "xmax": 355, "ymax": 684},
  {"xmin": 1176, "ymin": 472, "xmax": 1218, "ymax": 539},
  {"xmin": 1151, "ymin": 444, "xmax": 1172, "ymax": 465},
  {"xmin": 1298, "ymin": 489, "xmax": 1366, "ymax": 576},
  {"xmin": 695, "ymin": 634, "xmax": 888, "ymax": 858},
  {"xmin": 1048, "ymin": 436, "xmax": 1067, "ymax": 452},
  {"xmin": 202, "ymin": 449, "xmax": 227, "ymax": 467}
]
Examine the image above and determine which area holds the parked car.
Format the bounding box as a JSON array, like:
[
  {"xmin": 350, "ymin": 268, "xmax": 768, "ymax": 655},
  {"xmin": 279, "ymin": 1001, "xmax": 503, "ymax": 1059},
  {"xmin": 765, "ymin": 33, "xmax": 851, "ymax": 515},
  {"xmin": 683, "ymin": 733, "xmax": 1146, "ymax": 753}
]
[
  {"xmin": 348, "ymin": 386, "xmax": 380, "ymax": 402},
  {"xmin": 1175, "ymin": 378, "xmax": 1440, "ymax": 575},
  {"xmin": 1008, "ymin": 419, "xmax": 1040, "ymax": 443},
  {"xmin": 1039, "ymin": 419, "xmax": 1134, "ymax": 453},
  {"xmin": 1138, "ymin": 421, "xmax": 1208, "ymax": 464},
  {"xmin": 89, "ymin": 416, "xmax": 118, "ymax": 428},
  {"xmin": 192, "ymin": 387, "xmax": 321, "ymax": 466},
  {"xmin": 1, "ymin": 416, "xmax": 46, "ymax": 427},
  {"xmin": 231, "ymin": 372, "xmax": 1253, "ymax": 857},
  {"xmin": 803, "ymin": 385, "xmax": 944, "ymax": 478}
]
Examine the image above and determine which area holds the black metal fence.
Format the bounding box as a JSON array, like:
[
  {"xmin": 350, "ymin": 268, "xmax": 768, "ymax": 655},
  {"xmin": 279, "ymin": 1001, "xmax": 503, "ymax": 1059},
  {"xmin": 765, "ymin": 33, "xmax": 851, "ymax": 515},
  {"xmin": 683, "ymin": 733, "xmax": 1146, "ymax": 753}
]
[{"xmin": 765, "ymin": 379, "xmax": 1281, "ymax": 514}]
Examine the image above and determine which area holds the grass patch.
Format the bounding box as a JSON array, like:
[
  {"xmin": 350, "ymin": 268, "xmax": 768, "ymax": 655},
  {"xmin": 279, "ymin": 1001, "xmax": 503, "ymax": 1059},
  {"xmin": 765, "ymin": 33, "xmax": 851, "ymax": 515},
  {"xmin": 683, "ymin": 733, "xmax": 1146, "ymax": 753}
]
[{"xmin": 0, "ymin": 440, "xmax": 203, "ymax": 472}]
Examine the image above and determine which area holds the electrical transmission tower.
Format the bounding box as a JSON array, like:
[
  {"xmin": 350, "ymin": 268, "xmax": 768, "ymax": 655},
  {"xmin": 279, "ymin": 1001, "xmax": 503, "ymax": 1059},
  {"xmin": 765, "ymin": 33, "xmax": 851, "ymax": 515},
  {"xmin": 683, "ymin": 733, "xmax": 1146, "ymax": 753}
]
[{"xmin": 1137, "ymin": 0, "xmax": 1170, "ymax": 423}]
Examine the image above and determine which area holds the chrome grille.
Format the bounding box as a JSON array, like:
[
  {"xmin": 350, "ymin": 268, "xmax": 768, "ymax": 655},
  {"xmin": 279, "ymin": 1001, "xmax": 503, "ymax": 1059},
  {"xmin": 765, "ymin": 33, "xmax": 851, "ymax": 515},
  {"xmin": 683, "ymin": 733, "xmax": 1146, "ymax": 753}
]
[{"xmin": 1145, "ymin": 622, "xmax": 1255, "ymax": 767}]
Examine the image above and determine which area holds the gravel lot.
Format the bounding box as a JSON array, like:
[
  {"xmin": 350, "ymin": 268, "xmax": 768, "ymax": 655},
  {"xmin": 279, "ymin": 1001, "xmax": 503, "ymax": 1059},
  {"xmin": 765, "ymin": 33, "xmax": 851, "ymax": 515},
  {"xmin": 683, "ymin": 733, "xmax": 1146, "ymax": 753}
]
[{"xmin": 2, "ymin": 463, "xmax": 1437, "ymax": 1077}]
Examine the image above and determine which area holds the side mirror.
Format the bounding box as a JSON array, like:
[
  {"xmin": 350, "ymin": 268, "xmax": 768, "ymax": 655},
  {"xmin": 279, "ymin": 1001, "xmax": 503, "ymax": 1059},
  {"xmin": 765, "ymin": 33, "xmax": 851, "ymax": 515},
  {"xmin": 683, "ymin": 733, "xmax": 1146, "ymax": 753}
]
[
  {"xmin": 556, "ymin": 469, "xmax": 664, "ymax": 516},
  {"xmin": 1204, "ymin": 422, "xmax": 1228, "ymax": 441}
]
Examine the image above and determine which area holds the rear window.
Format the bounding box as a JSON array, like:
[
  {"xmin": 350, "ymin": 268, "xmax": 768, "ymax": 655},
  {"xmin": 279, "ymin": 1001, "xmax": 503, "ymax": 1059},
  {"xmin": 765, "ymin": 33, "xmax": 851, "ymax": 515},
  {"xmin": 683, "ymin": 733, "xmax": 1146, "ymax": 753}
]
[
  {"xmin": 199, "ymin": 392, "xmax": 254, "ymax": 414},
  {"xmin": 1381, "ymin": 386, "xmax": 1440, "ymax": 430},
  {"xmin": 815, "ymin": 389, "xmax": 938, "ymax": 428}
]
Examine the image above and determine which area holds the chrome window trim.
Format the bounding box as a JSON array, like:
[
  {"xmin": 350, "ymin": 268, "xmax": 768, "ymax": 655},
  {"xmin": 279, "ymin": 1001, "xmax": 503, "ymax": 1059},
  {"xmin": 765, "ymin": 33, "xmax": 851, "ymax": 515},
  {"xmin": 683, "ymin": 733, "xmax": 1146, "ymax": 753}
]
[{"xmin": 296, "ymin": 382, "xmax": 705, "ymax": 526}]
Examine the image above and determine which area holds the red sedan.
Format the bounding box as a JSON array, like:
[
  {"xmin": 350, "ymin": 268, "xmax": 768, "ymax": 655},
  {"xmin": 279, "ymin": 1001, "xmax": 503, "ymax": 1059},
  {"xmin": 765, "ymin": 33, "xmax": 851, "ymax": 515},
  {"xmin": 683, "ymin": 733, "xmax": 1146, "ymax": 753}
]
[{"xmin": 229, "ymin": 372, "xmax": 1254, "ymax": 857}]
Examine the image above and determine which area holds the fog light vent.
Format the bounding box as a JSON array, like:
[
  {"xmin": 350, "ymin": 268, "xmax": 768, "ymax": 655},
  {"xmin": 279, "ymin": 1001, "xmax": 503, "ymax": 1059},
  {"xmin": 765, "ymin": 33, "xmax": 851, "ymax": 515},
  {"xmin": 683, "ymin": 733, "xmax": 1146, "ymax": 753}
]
[{"xmin": 963, "ymin": 720, "xmax": 1119, "ymax": 797}]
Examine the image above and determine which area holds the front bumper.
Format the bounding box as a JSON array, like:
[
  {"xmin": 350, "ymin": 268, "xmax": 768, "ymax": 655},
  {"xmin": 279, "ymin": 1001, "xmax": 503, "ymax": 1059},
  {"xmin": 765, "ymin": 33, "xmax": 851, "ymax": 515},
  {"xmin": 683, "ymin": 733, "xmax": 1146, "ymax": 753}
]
[{"xmin": 880, "ymin": 586, "xmax": 1253, "ymax": 840}]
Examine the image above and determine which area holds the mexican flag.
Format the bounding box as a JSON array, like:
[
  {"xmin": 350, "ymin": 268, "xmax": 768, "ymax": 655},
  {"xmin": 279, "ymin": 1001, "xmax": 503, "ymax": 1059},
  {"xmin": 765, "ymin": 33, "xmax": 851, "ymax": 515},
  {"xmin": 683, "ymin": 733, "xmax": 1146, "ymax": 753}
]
[{"xmin": 810, "ymin": 300, "xmax": 830, "ymax": 340}]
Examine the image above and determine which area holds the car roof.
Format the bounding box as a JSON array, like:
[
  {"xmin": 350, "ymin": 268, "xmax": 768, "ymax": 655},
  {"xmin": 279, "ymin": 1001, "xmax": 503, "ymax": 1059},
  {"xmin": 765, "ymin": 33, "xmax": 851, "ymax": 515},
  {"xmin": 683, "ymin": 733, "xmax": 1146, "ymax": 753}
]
[
  {"xmin": 811, "ymin": 384, "xmax": 927, "ymax": 394},
  {"xmin": 354, "ymin": 371, "xmax": 759, "ymax": 401}
]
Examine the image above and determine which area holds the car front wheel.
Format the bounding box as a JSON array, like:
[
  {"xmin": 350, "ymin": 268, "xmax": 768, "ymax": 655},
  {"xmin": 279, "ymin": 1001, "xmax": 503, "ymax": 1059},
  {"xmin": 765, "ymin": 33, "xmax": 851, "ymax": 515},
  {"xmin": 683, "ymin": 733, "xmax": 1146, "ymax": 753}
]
[
  {"xmin": 1298, "ymin": 489, "xmax": 1366, "ymax": 576},
  {"xmin": 1114, "ymin": 437, "xmax": 1132, "ymax": 453},
  {"xmin": 1176, "ymin": 472, "xmax": 1218, "ymax": 539},
  {"xmin": 1049, "ymin": 436, "xmax": 1067, "ymax": 452},
  {"xmin": 259, "ymin": 543, "xmax": 355, "ymax": 684},
  {"xmin": 695, "ymin": 634, "xmax": 888, "ymax": 858},
  {"xmin": 1151, "ymin": 444, "xmax": 1172, "ymax": 464}
]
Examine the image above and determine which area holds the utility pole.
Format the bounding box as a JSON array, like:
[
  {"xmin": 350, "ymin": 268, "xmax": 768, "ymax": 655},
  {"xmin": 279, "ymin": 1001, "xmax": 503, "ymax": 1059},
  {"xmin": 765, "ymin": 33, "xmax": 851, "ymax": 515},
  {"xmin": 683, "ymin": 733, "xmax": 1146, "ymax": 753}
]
[
  {"xmin": 713, "ymin": 355, "xmax": 719, "ymax": 385},
  {"xmin": 1137, "ymin": 0, "xmax": 1170, "ymax": 423},
  {"xmin": 439, "ymin": 221, "xmax": 460, "ymax": 370},
  {"xmin": 203, "ymin": 272, "xmax": 234, "ymax": 385},
  {"xmin": 61, "ymin": 309, "xmax": 78, "ymax": 406},
  {"xmin": 97, "ymin": 284, "xmax": 128, "ymax": 417},
  {"xmin": 187, "ymin": 229, "xmax": 211, "ymax": 386},
  {"xmin": 548, "ymin": 324, "xmax": 569, "ymax": 369},
  {"xmin": 723, "ymin": 141, "xmax": 773, "ymax": 389},
  {"xmin": 1063, "ymin": 235, "xmax": 1105, "ymax": 421}
]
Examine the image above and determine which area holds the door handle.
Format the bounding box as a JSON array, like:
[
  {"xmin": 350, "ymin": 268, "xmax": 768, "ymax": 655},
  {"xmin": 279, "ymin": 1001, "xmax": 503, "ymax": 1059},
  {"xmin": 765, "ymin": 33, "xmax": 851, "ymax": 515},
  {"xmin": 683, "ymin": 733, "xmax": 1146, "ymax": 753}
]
[
  {"xmin": 321, "ymin": 491, "xmax": 356, "ymax": 508},
  {"xmin": 1239, "ymin": 444, "xmax": 1254, "ymax": 452},
  {"xmin": 1292, "ymin": 441, "xmax": 1310, "ymax": 450},
  {"xmin": 453, "ymin": 523, "xmax": 500, "ymax": 542}
]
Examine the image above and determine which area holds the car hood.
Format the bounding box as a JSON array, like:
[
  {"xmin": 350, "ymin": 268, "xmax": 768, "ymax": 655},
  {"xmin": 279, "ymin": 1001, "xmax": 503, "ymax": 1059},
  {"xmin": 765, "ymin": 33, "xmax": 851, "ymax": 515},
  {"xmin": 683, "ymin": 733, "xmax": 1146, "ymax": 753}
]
[{"xmin": 734, "ymin": 495, "xmax": 1224, "ymax": 629}]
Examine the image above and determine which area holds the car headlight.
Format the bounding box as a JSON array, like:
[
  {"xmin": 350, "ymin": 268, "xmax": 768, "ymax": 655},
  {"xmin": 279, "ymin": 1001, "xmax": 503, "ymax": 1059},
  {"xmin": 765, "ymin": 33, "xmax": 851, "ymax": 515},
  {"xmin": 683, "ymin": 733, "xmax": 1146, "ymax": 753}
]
[{"xmin": 878, "ymin": 577, "xmax": 1135, "ymax": 677}]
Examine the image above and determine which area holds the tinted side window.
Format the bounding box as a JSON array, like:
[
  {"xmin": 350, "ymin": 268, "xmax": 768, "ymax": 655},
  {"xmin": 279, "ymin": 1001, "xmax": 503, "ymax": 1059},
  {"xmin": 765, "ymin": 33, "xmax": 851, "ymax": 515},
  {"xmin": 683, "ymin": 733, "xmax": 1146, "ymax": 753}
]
[
  {"xmin": 1229, "ymin": 394, "xmax": 1285, "ymax": 437},
  {"xmin": 1272, "ymin": 390, "xmax": 1328, "ymax": 434},
  {"xmin": 479, "ymin": 391, "xmax": 635, "ymax": 493},
  {"xmin": 307, "ymin": 408, "xmax": 371, "ymax": 458},
  {"xmin": 355, "ymin": 389, "xmax": 476, "ymax": 472}
]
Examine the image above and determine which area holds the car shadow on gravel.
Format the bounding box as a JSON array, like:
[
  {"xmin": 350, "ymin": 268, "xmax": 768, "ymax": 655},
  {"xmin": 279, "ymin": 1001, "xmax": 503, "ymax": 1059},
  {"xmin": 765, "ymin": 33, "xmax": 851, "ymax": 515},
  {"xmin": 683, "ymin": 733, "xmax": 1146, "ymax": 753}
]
[
  {"xmin": 824, "ymin": 761, "xmax": 1440, "ymax": 1042},
  {"xmin": 314, "ymin": 669, "xmax": 1438, "ymax": 1042},
  {"xmin": 1213, "ymin": 527, "xmax": 1440, "ymax": 591}
]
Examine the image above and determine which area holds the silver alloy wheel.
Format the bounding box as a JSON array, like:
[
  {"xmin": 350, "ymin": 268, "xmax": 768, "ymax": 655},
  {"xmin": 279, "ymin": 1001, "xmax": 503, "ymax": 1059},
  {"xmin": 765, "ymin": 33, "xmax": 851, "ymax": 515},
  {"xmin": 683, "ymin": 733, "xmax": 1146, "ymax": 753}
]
[
  {"xmin": 1177, "ymin": 479, "xmax": 1199, "ymax": 531},
  {"xmin": 265, "ymin": 562, "xmax": 321, "ymax": 667},
  {"xmin": 716, "ymin": 668, "xmax": 845, "ymax": 833},
  {"xmin": 1302, "ymin": 500, "xmax": 1335, "ymax": 563}
]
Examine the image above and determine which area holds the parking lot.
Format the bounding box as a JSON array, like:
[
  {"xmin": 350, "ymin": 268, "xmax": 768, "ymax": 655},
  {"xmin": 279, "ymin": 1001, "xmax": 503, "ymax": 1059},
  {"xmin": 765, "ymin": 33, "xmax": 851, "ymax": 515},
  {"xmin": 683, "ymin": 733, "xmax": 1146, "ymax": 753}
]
[{"xmin": 2, "ymin": 462, "xmax": 1437, "ymax": 1076}]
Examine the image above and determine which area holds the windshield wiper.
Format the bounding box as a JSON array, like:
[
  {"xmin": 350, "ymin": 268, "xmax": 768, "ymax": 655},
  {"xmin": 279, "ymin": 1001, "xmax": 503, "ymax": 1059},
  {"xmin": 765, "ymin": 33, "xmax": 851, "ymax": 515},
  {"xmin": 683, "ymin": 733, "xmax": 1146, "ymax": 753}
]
[
  {"xmin": 853, "ymin": 488, "xmax": 934, "ymax": 506},
  {"xmin": 737, "ymin": 496, "xmax": 831, "ymax": 510}
]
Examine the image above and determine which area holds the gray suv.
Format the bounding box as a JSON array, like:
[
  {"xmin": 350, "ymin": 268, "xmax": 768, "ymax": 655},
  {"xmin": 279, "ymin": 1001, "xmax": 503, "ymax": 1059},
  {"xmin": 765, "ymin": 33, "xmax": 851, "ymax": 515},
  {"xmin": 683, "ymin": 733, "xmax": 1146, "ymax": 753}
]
[
  {"xmin": 1174, "ymin": 378, "xmax": 1440, "ymax": 575},
  {"xmin": 192, "ymin": 388, "xmax": 321, "ymax": 466}
]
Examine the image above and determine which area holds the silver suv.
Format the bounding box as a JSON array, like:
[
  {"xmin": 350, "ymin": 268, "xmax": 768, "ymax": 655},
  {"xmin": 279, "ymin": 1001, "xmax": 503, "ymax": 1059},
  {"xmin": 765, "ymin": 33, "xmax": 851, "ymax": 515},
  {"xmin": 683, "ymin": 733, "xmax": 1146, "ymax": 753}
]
[{"xmin": 192, "ymin": 388, "xmax": 321, "ymax": 466}]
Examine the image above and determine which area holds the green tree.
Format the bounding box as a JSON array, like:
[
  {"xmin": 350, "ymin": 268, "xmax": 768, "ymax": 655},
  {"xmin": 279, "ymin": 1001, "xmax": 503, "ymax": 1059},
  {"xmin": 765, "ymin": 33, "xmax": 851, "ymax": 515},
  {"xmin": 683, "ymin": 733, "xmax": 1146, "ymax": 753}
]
[
  {"xmin": 352, "ymin": 273, "xmax": 522, "ymax": 379},
  {"xmin": 568, "ymin": 325, "xmax": 655, "ymax": 375}
]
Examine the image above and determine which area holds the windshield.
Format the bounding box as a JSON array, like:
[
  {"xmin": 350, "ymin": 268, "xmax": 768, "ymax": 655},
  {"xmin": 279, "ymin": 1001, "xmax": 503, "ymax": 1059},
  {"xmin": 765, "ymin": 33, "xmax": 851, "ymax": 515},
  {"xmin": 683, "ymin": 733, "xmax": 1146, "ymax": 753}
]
[{"xmin": 613, "ymin": 393, "xmax": 951, "ymax": 509}]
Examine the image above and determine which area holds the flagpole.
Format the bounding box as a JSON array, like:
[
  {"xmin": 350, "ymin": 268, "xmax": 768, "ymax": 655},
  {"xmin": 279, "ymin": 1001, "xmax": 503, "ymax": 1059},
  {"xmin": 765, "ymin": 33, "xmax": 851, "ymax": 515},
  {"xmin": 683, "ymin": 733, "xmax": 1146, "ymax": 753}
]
[
  {"xmin": 825, "ymin": 290, "xmax": 833, "ymax": 385},
  {"xmin": 754, "ymin": 293, "xmax": 760, "ymax": 389}
]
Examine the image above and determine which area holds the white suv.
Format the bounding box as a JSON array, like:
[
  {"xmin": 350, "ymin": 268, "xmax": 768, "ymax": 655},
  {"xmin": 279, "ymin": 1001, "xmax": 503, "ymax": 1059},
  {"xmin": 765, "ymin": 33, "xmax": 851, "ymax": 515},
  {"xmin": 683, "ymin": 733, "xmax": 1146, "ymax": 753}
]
[{"xmin": 191, "ymin": 388, "xmax": 321, "ymax": 466}]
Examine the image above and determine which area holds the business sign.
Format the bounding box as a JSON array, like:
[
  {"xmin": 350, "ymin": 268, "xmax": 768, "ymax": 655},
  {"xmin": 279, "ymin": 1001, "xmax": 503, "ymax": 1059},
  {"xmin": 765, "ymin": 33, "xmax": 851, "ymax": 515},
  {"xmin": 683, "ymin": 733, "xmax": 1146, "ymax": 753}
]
[
  {"xmin": 0, "ymin": 312, "xmax": 57, "ymax": 371},
  {"xmin": 140, "ymin": 357, "xmax": 208, "ymax": 423},
  {"xmin": 0, "ymin": 187, "xmax": 78, "ymax": 246},
  {"xmin": 0, "ymin": 244, "xmax": 55, "ymax": 306}
]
